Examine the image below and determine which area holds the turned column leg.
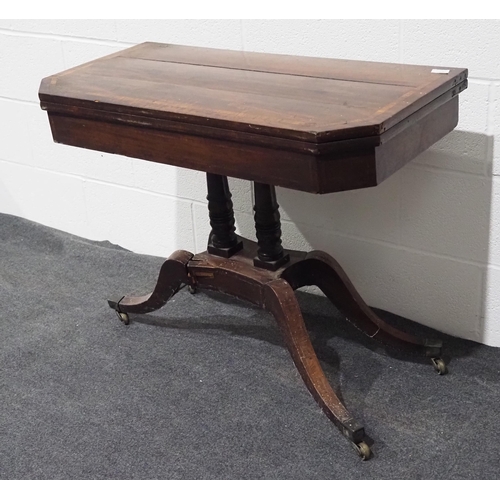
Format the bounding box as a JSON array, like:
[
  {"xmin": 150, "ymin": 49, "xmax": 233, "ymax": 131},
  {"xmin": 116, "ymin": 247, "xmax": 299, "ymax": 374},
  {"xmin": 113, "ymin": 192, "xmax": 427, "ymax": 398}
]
[
  {"xmin": 253, "ymin": 182, "xmax": 290, "ymax": 271},
  {"xmin": 206, "ymin": 173, "xmax": 243, "ymax": 257}
]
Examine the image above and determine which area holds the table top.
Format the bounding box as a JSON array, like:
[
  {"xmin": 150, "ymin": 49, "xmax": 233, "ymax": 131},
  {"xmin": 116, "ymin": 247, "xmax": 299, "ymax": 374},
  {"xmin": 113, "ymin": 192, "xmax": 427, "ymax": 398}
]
[{"xmin": 39, "ymin": 43, "xmax": 467, "ymax": 193}]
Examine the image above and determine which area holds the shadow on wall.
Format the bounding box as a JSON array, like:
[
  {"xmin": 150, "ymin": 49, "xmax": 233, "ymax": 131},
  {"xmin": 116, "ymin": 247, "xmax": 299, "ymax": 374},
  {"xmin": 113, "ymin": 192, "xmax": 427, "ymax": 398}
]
[
  {"xmin": 173, "ymin": 129, "xmax": 494, "ymax": 346},
  {"xmin": 275, "ymin": 129, "xmax": 493, "ymax": 346}
]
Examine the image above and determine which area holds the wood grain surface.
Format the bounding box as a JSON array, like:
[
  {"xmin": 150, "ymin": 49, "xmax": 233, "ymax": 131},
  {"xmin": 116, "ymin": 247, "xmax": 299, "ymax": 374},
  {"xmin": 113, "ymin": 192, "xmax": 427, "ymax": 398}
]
[
  {"xmin": 40, "ymin": 42, "xmax": 467, "ymax": 143},
  {"xmin": 39, "ymin": 42, "xmax": 467, "ymax": 193}
]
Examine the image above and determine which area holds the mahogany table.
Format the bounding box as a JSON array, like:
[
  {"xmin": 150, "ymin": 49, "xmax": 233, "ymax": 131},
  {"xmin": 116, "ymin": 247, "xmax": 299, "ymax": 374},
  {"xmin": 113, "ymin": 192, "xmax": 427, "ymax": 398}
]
[{"xmin": 39, "ymin": 43, "xmax": 467, "ymax": 460}]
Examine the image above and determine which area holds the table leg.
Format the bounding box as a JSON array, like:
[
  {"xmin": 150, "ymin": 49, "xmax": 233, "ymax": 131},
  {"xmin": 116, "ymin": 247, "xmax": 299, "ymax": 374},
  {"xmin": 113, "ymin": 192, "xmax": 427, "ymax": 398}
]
[
  {"xmin": 206, "ymin": 173, "xmax": 243, "ymax": 258},
  {"xmin": 264, "ymin": 278, "xmax": 371, "ymax": 460},
  {"xmin": 253, "ymin": 182, "xmax": 290, "ymax": 270},
  {"xmin": 280, "ymin": 251, "xmax": 447, "ymax": 373},
  {"xmin": 188, "ymin": 247, "xmax": 371, "ymax": 459},
  {"xmin": 107, "ymin": 250, "xmax": 193, "ymax": 324},
  {"xmin": 107, "ymin": 178, "xmax": 447, "ymax": 458}
]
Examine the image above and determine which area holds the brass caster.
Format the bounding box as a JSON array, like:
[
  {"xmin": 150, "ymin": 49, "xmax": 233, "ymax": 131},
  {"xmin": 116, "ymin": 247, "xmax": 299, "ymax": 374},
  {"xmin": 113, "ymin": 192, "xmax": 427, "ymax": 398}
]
[
  {"xmin": 431, "ymin": 357, "xmax": 447, "ymax": 375},
  {"xmin": 352, "ymin": 441, "xmax": 371, "ymax": 461},
  {"xmin": 116, "ymin": 311, "xmax": 130, "ymax": 325},
  {"xmin": 188, "ymin": 285, "xmax": 196, "ymax": 295}
]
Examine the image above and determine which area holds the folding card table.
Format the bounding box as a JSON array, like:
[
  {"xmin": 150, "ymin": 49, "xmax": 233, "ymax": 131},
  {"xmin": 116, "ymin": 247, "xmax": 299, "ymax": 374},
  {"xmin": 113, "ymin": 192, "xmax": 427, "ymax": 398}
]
[{"xmin": 39, "ymin": 43, "xmax": 467, "ymax": 459}]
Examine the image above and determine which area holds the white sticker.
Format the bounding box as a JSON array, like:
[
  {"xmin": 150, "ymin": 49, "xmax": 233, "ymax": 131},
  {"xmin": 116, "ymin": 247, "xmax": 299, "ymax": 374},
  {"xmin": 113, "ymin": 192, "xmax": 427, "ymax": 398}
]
[{"xmin": 431, "ymin": 68, "xmax": 450, "ymax": 74}]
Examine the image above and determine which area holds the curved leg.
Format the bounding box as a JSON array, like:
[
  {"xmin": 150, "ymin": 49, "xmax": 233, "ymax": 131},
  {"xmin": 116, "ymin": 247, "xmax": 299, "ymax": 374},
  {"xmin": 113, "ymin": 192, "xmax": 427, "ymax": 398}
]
[
  {"xmin": 263, "ymin": 278, "xmax": 371, "ymax": 458},
  {"xmin": 108, "ymin": 250, "xmax": 193, "ymax": 319},
  {"xmin": 280, "ymin": 251, "xmax": 444, "ymax": 364}
]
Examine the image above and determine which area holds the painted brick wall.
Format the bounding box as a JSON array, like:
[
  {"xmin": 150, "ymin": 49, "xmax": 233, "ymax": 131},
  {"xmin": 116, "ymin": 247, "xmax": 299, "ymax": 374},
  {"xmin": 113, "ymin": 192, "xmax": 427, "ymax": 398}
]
[{"xmin": 1, "ymin": 20, "xmax": 498, "ymax": 346}]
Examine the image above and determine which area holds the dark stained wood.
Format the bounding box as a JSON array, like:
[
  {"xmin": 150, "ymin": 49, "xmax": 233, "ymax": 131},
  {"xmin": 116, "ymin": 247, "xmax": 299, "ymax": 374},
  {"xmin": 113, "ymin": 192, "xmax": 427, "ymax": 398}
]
[
  {"xmin": 280, "ymin": 251, "xmax": 442, "ymax": 358},
  {"xmin": 263, "ymin": 279, "xmax": 365, "ymax": 443},
  {"xmin": 46, "ymin": 113, "xmax": 322, "ymax": 192},
  {"xmin": 40, "ymin": 57, "xmax": 398, "ymax": 133},
  {"xmin": 40, "ymin": 42, "xmax": 467, "ymax": 143},
  {"xmin": 187, "ymin": 239, "xmax": 304, "ymax": 306},
  {"xmin": 374, "ymin": 94, "xmax": 459, "ymax": 184},
  {"xmin": 39, "ymin": 42, "xmax": 466, "ymax": 193},
  {"xmin": 316, "ymin": 93, "xmax": 460, "ymax": 190},
  {"xmin": 40, "ymin": 44, "xmax": 459, "ymax": 457},
  {"xmin": 127, "ymin": 42, "xmax": 457, "ymax": 84},
  {"xmin": 44, "ymin": 93, "xmax": 459, "ymax": 194},
  {"xmin": 206, "ymin": 173, "xmax": 243, "ymax": 257},
  {"xmin": 253, "ymin": 182, "xmax": 289, "ymax": 270},
  {"xmin": 107, "ymin": 237, "xmax": 444, "ymax": 455},
  {"xmin": 108, "ymin": 249, "xmax": 192, "ymax": 314},
  {"xmin": 186, "ymin": 239, "xmax": 441, "ymax": 357}
]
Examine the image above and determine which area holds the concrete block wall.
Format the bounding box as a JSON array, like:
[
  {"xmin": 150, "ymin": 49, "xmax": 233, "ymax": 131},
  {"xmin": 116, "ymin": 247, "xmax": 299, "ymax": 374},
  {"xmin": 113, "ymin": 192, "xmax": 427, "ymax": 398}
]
[{"xmin": 1, "ymin": 20, "xmax": 499, "ymax": 346}]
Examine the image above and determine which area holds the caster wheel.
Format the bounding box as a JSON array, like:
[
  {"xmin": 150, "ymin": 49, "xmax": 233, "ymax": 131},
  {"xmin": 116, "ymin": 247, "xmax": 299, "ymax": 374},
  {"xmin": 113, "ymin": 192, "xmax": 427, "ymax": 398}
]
[
  {"xmin": 188, "ymin": 285, "xmax": 196, "ymax": 295},
  {"xmin": 352, "ymin": 441, "xmax": 371, "ymax": 461},
  {"xmin": 116, "ymin": 311, "xmax": 130, "ymax": 325},
  {"xmin": 431, "ymin": 357, "xmax": 447, "ymax": 375}
]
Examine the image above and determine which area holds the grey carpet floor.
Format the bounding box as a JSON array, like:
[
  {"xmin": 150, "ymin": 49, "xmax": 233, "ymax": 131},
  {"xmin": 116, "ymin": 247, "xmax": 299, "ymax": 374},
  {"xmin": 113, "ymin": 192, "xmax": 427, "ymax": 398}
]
[{"xmin": 1, "ymin": 213, "xmax": 499, "ymax": 479}]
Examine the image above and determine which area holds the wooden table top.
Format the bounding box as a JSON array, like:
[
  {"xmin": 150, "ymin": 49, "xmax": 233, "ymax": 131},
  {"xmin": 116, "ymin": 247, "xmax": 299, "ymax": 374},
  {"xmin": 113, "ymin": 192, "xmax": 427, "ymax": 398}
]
[{"xmin": 39, "ymin": 43, "xmax": 468, "ymax": 193}]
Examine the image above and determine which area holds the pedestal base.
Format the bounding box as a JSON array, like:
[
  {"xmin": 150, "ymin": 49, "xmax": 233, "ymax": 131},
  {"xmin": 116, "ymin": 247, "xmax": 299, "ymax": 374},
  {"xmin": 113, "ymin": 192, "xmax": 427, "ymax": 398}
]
[{"xmin": 108, "ymin": 237, "xmax": 446, "ymax": 460}]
